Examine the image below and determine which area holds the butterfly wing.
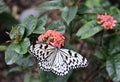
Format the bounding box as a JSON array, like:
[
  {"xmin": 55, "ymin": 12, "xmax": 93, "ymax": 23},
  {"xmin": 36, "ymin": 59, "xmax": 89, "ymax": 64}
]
[
  {"xmin": 51, "ymin": 49, "xmax": 88, "ymax": 76},
  {"xmin": 29, "ymin": 43, "xmax": 56, "ymax": 71},
  {"xmin": 39, "ymin": 49, "xmax": 56, "ymax": 71},
  {"xmin": 51, "ymin": 49, "xmax": 69, "ymax": 76},
  {"xmin": 59, "ymin": 49, "xmax": 88, "ymax": 69},
  {"xmin": 29, "ymin": 43, "xmax": 88, "ymax": 76}
]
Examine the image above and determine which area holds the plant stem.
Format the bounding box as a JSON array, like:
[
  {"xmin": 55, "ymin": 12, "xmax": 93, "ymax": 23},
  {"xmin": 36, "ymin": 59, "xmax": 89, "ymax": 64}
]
[{"xmin": 0, "ymin": 45, "xmax": 7, "ymax": 51}]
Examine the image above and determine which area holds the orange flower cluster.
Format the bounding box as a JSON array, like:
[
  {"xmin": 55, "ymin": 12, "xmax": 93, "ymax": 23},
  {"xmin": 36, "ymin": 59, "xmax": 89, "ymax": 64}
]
[
  {"xmin": 37, "ymin": 30, "xmax": 65, "ymax": 48},
  {"xmin": 97, "ymin": 14, "xmax": 117, "ymax": 29}
]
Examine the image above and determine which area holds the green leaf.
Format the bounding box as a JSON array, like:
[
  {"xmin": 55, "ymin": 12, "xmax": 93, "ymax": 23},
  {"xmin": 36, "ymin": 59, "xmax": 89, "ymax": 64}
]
[
  {"xmin": 24, "ymin": 73, "xmax": 31, "ymax": 82},
  {"xmin": 5, "ymin": 45, "xmax": 22, "ymax": 65},
  {"xmin": 22, "ymin": 15, "xmax": 38, "ymax": 36},
  {"xmin": 9, "ymin": 67, "xmax": 22, "ymax": 72},
  {"xmin": 94, "ymin": 48, "xmax": 106, "ymax": 60},
  {"xmin": 33, "ymin": 15, "xmax": 47, "ymax": 34},
  {"xmin": 12, "ymin": 38, "xmax": 30, "ymax": 54},
  {"xmin": 16, "ymin": 56, "xmax": 34, "ymax": 67},
  {"xmin": 85, "ymin": 0, "xmax": 101, "ymax": 8},
  {"xmin": 36, "ymin": 0, "xmax": 62, "ymax": 10},
  {"xmin": 10, "ymin": 24, "xmax": 25, "ymax": 41},
  {"xmin": 0, "ymin": 45, "xmax": 7, "ymax": 51},
  {"xmin": 108, "ymin": 35, "xmax": 120, "ymax": 55},
  {"xmin": 108, "ymin": 7, "xmax": 120, "ymax": 23},
  {"xmin": 106, "ymin": 54, "xmax": 120, "ymax": 82},
  {"xmin": 76, "ymin": 20, "xmax": 103, "ymax": 39},
  {"xmin": 114, "ymin": 24, "xmax": 120, "ymax": 30},
  {"xmin": 47, "ymin": 21, "xmax": 66, "ymax": 34},
  {"xmin": 61, "ymin": 6, "xmax": 78, "ymax": 25},
  {"xmin": 38, "ymin": 69, "xmax": 72, "ymax": 82},
  {"xmin": 0, "ymin": 0, "xmax": 9, "ymax": 13}
]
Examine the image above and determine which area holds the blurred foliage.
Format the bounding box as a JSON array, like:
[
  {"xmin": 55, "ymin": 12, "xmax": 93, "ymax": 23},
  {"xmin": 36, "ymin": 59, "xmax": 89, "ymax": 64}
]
[
  {"xmin": 0, "ymin": 0, "xmax": 120, "ymax": 82},
  {"xmin": 0, "ymin": 0, "xmax": 9, "ymax": 13}
]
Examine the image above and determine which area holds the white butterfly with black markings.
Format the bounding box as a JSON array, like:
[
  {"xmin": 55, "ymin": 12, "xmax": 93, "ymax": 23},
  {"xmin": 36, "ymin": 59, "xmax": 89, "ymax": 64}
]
[{"xmin": 29, "ymin": 43, "xmax": 88, "ymax": 76}]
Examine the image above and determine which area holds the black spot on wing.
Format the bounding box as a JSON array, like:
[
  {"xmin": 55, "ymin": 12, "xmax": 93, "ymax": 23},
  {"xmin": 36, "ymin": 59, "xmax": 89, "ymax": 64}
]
[
  {"xmin": 39, "ymin": 44, "xmax": 42, "ymax": 49},
  {"xmin": 40, "ymin": 51, "xmax": 42, "ymax": 54},
  {"xmin": 45, "ymin": 44, "xmax": 48, "ymax": 49},
  {"xmin": 73, "ymin": 59, "xmax": 75, "ymax": 62},
  {"xmin": 74, "ymin": 53, "xmax": 78, "ymax": 57},
  {"xmin": 82, "ymin": 57, "xmax": 85, "ymax": 61},
  {"xmin": 68, "ymin": 50, "xmax": 72, "ymax": 56},
  {"xmin": 65, "ymin": 56, "xmax": 68, "ymax": 60},
  {"xmin": 46, "ymin": 52, "xmax": 49, "ymax": 55},
  {"xmin": 37, "ymin": 50, "xmax": 39, "ymax": 54},
  {"xmin": 68, "ymin": 60, "xmax": 72, "ymax": 65},
  {"xmin": 36, "ymin": 55, "xmax": 39, "ymax": 57},
  {"xmin": 42, "ymin": 53, "xmax": 45, "ymax": 59}
]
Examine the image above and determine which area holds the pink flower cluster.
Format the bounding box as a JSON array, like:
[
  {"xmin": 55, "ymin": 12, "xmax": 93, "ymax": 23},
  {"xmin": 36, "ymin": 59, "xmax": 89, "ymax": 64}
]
[
  {"xmin": 37, "ymin": 30, "xmax": 65, "ymax": 48},
  {"xmin": 97, "ymin": 14, "xmax": 117, "ymax": 29}
]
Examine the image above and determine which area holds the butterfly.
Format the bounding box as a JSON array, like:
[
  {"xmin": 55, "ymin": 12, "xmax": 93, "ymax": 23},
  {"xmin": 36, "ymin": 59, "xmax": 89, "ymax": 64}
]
[{"xmin": 29, "ymin": 42, "xmax": 88, "ymax": 76}]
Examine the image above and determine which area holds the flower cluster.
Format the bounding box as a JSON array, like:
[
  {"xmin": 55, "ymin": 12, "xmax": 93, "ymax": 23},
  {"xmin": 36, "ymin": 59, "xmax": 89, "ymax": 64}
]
[
  {"xmin": 97, "ymin": 14, "xmax": 117, "ymax": 29},
  {"xmin": 37, "ymin": 30, "xmax": 65, "ymax": 48}
]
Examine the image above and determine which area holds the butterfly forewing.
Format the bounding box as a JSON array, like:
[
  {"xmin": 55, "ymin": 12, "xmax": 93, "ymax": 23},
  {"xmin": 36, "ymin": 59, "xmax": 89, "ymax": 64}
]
[
  {"xmin": 59, "ymin": 49, "xmax": 88, "ymax": 69},
  {"xmin": 29, "ymin": 43, "xmax": 55, "ymax": 61}
]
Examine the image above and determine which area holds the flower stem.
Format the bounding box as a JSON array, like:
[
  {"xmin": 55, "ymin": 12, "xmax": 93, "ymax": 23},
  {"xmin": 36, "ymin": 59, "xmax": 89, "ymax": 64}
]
[{"xmin": 0, "ymin": 45, "xmax": 7, "ymax": 51}]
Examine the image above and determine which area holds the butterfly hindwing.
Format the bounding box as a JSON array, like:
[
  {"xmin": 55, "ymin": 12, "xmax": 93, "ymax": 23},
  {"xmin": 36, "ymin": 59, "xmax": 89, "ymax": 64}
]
[
  {"xmin": 51, "ymin": 50, "xmax": 69, "ymax": 76},
  {"xmin": 39, "ymin": 49, "xmax": 56, "ymax": 71},
  {"xmin": 49, "ymin": 48, "xmax": 88, "ymax": 76}
]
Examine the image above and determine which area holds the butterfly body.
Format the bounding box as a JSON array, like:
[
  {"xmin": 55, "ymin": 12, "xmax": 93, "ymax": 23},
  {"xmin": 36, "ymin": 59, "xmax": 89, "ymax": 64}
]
[{"xmin": 29, "ymin": 43, "xmax": 88, "ymax": 76}]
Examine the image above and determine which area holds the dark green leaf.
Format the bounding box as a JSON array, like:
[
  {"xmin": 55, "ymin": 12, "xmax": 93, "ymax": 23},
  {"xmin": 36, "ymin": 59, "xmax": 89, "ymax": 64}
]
[
  {"xmin": 108, "ymin": 7, "xmax": 120, "ymax": 23},
  {"xmin": 5, "ymin": 45, "xmax": 22, "ymax": 65},
  {"xmin": 85, "ymin": 0, "xmax": 101, "ymax": 8},
  {"xmin": 0, "ymin": 12, "xmax": 18, "ymax": 30},
  {"xmin": 47, "ymin": 21, "xmax": 66, "ymax": 34},
  {"xmin": 114, "ymin": 24, "xmax": 120, "ymax": 30},
  {"xmin": 22, "ymin": 15, "xmax": 38, "ymax": 36},
  {"xmin": 76, "ymin": 20, "xmax": 103, "ymax": 39},
  {"xmin": 36, "ymin": 0, "xmax": 62, "ymax": 10},
  {"xmin": 12, "ymin": 38, "xmax": 30, "ymax": 54},
  {"xmin": 16, "ymin": 56, "xmax": 34, "ymax": 67},
  {"xmin": 106, "ymin": 54, "xmax": 120, "ymax": 82},
  {"xmin": 109, "ymin": 35, "xmax": 120, "ymax": 55},
  {"xmin": 24, "ymin": 73, "xmax": 31, "ymax": 82},
  {"xmin": 78, "ymin": 4, "xmax": 105, "ymax": 14},
  {"xmin": 33, "ymin": 15, "xmax": 47, "ymax": 34},
  {"xmin": 94, "ymin": 48, "xmax": 106, "ymax": 60},
  {"xmin": 38, "ymin": 69, "xmax": 72, "ymax": 82},
  {"xmin": 61, "ymin": 6, "xmax": 78, "ymax": 25}
]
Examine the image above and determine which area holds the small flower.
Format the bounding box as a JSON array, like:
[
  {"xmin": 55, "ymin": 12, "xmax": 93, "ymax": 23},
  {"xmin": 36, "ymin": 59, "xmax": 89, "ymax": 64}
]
[
  {"xmin": 37, "ymin": 30, "xmax": 65, "ymax": 48},
  {"xmin": 97, "ymin": 14, "xmax": 117, "ymax": 29}
]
